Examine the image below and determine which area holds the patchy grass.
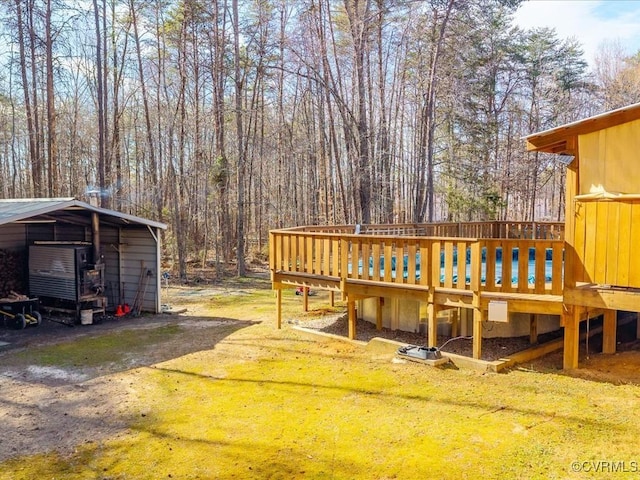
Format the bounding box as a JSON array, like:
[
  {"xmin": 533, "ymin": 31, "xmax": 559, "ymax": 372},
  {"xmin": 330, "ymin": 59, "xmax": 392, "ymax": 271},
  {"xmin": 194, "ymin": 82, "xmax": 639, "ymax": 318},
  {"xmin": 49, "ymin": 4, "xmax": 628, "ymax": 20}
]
[
  {"xmin": 2, "ymin": 325, "xmax": 182, "ymax": 368},
  {"xmin": 2, "ymin": 277, "xmax": 640, "ymax": 479}
]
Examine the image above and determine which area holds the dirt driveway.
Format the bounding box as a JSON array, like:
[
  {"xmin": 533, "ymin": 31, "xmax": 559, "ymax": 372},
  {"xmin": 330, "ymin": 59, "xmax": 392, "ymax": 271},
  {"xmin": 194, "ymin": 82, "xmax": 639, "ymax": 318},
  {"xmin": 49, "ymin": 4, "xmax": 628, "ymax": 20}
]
[{"xmin": 0, "ymin": 288, "xmax": 256, "ymax": 462}]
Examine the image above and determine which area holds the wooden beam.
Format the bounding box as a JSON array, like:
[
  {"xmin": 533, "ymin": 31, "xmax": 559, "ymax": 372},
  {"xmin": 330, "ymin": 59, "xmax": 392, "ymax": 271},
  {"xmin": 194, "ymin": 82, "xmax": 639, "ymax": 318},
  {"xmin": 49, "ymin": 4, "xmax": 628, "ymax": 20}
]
[
  {"xmin": 376, "ymin": 297, "xmax": 382, "ymax": 330},
  {"xmin": 276, "ymin": 288, "xmax": 282, "ymax": 329},
  {"xmin": 471, "ymin": 285, "xmax": 483, "ymax": 359},
  {"xmin": 302, "ymin": 287, "xmax": 309, "ymax": 312},
  {"xmin": 459, "ymin": 308, "xmax": 470, "ymax": 337},
  {"xmin": 637, "ymin": 313, "xmax": 640, "ymax": 340},
  {"xmin": 479, "ymin": 297, "xmax": 563, "ymax": 315},
  {"xmin": 391, "ymin": 298, "xmax": 399, "ymax": 331},
  {"xmin": 563, "ymin": 307, "xmax": 580, "ymax": 369},
  {"xmin": 427, "ymin": 302, "xmax": 437, "ymax": 348},
  {"xmin": 272, "ymin": 271, "xmax": 341, "ymax": 291},
  {"xmin": 450, "ymin": 308, "xmax": 459, "ymax": 338},
  {"xmin": 602, "ymin": 309, "xmax": 617, "ymax": 354},
  {"xmin": 345, "ymin": 278, "xmax": 429, "ymax": 302},
  {"xmin": 565, "ymin": 286, "xmax": 640, "ymax": 311},
  {"xmin": 329, "ymin": 291, "xmax": 335, "ymax": 307},
  {"xmin": 348, "ymin": 298, "xmax": 357, "ymax": 340},
  {"xmin": 472, "ymin": 306, "xmax": 483, "ymax": 359}
]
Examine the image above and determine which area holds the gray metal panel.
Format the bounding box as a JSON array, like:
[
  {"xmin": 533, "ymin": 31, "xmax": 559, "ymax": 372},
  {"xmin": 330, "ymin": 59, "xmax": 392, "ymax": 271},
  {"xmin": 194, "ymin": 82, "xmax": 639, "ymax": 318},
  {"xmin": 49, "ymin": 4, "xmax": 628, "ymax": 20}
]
[
  {"xmin": 28, "ymin": 245, "xmax": 91, "ymax": 301},
  {"xmin": 100, "ymin": 225, "xmax": 121, "ymax": 307},
  {"xmin": 26, "ymin": 224, "xmax": 88, "ymax": 243},
  {"xmin": 0, "ymin": 223, "xmax": 26, "ymax": 249},
  {"xmin": 29, "ymin": 276, "xmax": 77, "ymax": 301},
  {"xmin": 55, "ymin": 225, "xmax": 90, "ymax": 242},
  {"xmin": 26, "ymin": 224, "xmax": 55, "ymax": 243},
  {"xmin": 120, "ymin": 227, "xmax": 159, "ymax": 312},
  {"xmin": 0, "ymin": 198, "xmax": 75, "ymax": 224},
  {"xmin": 0, "ymin": 198, "xmax": 167, "ymax": 229},
  {"xmin": 29, "ymin": 245, "xmax": 77, "ymax": 278}
]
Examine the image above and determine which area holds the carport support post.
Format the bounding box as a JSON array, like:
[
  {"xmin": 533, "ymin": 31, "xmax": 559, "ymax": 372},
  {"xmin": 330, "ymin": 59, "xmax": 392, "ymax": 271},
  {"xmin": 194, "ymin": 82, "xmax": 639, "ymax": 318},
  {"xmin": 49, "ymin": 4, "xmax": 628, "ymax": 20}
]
[
  {"xmin": 92, "ymin": 212, "xmax": 101, "ymax": 262},
  {"xmin": 602, "ymin": 309, "xmax": 617, "ymax": 354}
]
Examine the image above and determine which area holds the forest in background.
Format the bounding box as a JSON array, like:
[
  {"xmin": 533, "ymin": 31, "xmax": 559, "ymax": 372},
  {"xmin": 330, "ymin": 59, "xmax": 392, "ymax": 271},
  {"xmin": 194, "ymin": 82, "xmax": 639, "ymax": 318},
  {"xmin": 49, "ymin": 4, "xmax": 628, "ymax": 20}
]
[{"xmin": 1, "ymin": 0, "xmax": 639, "ymax": 278}]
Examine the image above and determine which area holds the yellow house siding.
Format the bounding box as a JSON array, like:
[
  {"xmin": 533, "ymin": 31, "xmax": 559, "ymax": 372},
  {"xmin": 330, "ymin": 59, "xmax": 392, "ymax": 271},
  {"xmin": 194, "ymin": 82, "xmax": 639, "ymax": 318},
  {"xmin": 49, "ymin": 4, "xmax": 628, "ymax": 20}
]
[
  {"xmin": 578, "ymin": 119, "xmax": 640, "ymax": 195},
  {"xmin": 574, "ymin": 200, "xmax": 640, "ymax": 288}
]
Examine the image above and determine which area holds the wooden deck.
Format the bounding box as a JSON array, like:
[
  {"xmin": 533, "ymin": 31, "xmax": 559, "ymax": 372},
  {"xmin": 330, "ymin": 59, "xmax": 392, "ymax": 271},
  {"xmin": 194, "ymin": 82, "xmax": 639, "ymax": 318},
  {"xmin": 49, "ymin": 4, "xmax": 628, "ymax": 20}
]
[{"xmin": 270, "ymin": 222, "xmax": 570, "ymax": 360}]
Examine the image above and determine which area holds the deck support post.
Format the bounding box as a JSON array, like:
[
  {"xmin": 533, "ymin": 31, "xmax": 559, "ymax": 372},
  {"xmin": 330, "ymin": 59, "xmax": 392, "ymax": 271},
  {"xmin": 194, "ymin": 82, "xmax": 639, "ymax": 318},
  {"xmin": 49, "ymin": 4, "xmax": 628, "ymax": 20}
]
[
  {"xmin": 376, "ymin": 297, "xmax": 383, "ymax": 330},
  {"xmin": 450, "ymin": 308, "xmax": 459, "ymax": 338},
  {"xmin": 530, "ymin": 314, "xmax": 538, "ymax": 344},
  {"xmin": 470, "ymin": 243, "xmax": 483, "ymax": 360},
  {"xmin": 329, "ymin": 291, "xmax": 335, "ymax": 307},
  {"xmin": 427, "ymin": 289, "xmax": 437, "ymax": 347},
  {"xmin": 348, "ymin": 297, "xmax": 357, "ymax": 340},
  {"xmin": 302, "ymin": 287, "xmax": 309, "ymax": 312},
  {"xmin": 390, "ymin": 298, "xmax": 400, "ymax": 331},
  {"xmin": 636, "ymin": 313, "xmax": 640, "ymax": 340},
  {"xmin": 563, "ymin": 306, "xmax": 580, "ymax": 369},
  {"xmin": 427, "ymin": 302, "xmax": 437, "ymax": 348},
  {"xmin": 602, "ymin": 309, "xmax": 617, "ymax": 354},
  {"xmin": 472, "ymin": 306, "xmax": 483, "ymax": 359},
  {"xmin": 460, "ymin": 308, "xmax": 470, "ymax": 337},
  {"xmin": 276, "ymin": 287, "xmax": 282, "ymax": 329}
]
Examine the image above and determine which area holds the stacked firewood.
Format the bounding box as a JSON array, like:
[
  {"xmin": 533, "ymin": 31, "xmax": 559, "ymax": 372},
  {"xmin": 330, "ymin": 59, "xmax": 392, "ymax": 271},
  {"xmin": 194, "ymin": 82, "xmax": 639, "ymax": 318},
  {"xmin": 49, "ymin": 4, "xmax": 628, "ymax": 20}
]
[
  {"xmin": 0, "ymin": 291, "xmax": 29, "ymax": 302},
  {"xmin": 0, "ymin": 249, "xmax": 26, "ymax": 298}
]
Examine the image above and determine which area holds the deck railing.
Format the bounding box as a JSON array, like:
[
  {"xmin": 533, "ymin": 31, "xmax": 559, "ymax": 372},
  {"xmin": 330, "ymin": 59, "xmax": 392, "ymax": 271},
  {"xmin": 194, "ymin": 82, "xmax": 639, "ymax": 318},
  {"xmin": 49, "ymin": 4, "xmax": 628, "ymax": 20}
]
[
  {"xmin": 270, "ymin": 222, "xmax": 565, "ymax": 297},
  {"xmin": 294, "ymin": 221, "xmax": 564, "ymax": 240}
]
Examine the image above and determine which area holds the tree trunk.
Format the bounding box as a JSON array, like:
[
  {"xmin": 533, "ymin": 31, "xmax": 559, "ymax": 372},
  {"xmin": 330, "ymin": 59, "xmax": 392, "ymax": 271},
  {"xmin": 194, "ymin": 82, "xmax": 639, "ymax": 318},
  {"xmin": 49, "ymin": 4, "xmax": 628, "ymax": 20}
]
[
  {"xmin": 45, "ymin": 0, "xmax": 58, "ymax": 197},
  {"xmin": 93, "ymin": 0, "xmax": 106, "ymax": 203},
  {"xmin": 15, "ymin": 0, "xmax": 39, "ymax": 196},
  {"xmin": 232, "ymin": 0, "xmax": 246, "ymax": 276}
]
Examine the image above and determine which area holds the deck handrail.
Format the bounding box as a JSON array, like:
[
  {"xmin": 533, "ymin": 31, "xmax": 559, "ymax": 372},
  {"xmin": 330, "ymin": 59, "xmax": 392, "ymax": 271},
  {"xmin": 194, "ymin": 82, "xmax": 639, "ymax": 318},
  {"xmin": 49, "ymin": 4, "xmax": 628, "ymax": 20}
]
[
  {"xmin": 275, "ymin": 221, "xmax": 564, "ymax": 240},
  {"xmin": 269, "ymin": 228, "xmax": 564, "ymax": 297}
]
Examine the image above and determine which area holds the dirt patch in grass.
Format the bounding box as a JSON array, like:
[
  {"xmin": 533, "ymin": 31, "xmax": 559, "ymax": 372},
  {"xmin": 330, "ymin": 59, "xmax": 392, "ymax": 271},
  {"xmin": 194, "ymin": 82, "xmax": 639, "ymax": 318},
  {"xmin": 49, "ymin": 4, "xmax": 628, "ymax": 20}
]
[{"xmin": 0, "ymin": 284, "xmax": 258, "ymax": 462}]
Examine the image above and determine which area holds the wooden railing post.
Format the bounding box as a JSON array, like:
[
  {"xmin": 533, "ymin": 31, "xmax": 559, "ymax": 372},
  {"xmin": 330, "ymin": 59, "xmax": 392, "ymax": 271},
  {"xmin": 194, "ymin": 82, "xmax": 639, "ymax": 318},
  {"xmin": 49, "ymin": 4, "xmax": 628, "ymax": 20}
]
[{"xmin": 269, "ymin": 232, "xmax": 276, "ymax": 271}]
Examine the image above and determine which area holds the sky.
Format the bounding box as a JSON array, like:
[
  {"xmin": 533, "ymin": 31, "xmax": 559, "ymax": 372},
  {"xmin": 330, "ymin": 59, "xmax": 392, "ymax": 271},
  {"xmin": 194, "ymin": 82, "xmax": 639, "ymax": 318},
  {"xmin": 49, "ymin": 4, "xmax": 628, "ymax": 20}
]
[{"xmin": 512, "ymin": 0, "xmax": 640, "ymax": 66}]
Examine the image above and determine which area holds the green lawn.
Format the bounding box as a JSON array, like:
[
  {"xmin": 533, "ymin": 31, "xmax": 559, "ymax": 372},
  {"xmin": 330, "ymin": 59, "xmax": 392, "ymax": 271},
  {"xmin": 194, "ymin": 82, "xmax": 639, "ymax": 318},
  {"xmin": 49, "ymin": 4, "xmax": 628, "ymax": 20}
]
[{"xmin": 1, "ymin": 281, "xmax": 639, "ymax": 479}]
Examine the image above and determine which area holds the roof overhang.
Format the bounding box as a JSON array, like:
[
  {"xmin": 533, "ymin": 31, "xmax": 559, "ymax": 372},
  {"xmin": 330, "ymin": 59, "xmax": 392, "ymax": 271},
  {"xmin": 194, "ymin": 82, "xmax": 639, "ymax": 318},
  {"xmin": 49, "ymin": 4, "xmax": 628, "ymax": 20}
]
[
  {"xmin": 0, "ymin": 198, "xmax": 167, "ymax": 229},
  {"xmin": 524, "ymin": 102, "xmax": 640, "ymax": 155}
]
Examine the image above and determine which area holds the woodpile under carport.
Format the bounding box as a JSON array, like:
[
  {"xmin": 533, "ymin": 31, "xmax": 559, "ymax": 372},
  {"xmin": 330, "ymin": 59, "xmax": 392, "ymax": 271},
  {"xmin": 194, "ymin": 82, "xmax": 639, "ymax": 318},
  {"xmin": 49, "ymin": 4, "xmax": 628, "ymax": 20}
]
[{"xmin": 0, "ymin": 249, "xmax": 26, "ymax": 297}]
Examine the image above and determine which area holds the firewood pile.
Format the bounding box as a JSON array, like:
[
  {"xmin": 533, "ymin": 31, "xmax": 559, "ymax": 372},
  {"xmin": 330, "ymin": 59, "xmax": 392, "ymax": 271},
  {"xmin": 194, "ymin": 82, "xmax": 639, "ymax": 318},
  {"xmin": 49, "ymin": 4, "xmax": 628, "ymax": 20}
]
[{"xmin": 0, "ymin": 249, "xmax": 27, "ymax": 298}]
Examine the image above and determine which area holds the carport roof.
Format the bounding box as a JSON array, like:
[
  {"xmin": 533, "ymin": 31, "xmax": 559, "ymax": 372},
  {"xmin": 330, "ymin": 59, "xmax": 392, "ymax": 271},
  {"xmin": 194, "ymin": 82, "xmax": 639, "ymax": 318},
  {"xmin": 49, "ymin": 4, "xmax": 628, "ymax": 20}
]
[{"xmin": 0, "ymin": 198, "xmax": 167, "ymax": 229}]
